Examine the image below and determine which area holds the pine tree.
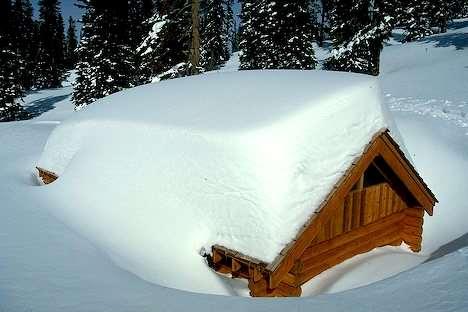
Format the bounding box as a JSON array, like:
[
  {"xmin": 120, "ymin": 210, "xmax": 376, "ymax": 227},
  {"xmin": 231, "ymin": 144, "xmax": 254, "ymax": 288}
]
[
  {"xmin": 138, "ymin": 0, "xmax": 192, "ymax": 82},
  {"xmin": 11, "ymin": 0, "xmax": 37, "ymax": 90},
  {"xmin": 0, "ymin": 0, "xmax": 29, "ymax": 121},
  {"xmin": 128, "ymin": 0, "xmax": 154, "ymax": 49},
  {"xmin": 65, "ymin": 17, "xmax": 78, "ymax": 69},
  {"xmin": 276, "ymin": 1, "xmax": 316, "ymax": 69},
  {"xmin": 36, "ymin": 0, "xmax": 66, "ymax": 88},
  {"xmin": 325, "ymin": 0, "xmax": 393, "ymax": 76},
  {"xmin": 401, "ymin": 0, "xmax": 433, "ymax": 42},
  {"xmin": 429, "ymin": 0, "xmax": 449, "ymax": 33},
  {"xmin": 239, "ymin": 1, "xmax": 316, "ymax": 70},
  {"xmin": 200, "ymin": 0, "xmax": 230, "ymax": 71},
  {"xmin": 238, "ymin": 1, "xmax": 258, "ymax": 69},
  {"xmin": 73, "ymin": 0, "xmax": 135, "ymax": 108}
]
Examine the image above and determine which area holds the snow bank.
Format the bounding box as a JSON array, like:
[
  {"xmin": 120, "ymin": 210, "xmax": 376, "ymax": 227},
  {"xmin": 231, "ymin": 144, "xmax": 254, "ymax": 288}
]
[{"xmin": 38, "ymin": 70, "xmax": 391, "ymax": 294}]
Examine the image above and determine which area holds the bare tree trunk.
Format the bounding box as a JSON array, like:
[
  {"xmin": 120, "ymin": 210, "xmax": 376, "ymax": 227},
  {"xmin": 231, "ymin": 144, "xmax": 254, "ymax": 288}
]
[{"xmin": 189, "ymin": 0, "xmax": 200, "ymax": 75}]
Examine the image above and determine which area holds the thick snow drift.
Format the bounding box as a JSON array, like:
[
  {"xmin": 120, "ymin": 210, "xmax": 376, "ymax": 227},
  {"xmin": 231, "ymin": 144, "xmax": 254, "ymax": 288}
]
[{"xmin": 38, "ymin": 70, "xmax": 391, "ymax": 294}]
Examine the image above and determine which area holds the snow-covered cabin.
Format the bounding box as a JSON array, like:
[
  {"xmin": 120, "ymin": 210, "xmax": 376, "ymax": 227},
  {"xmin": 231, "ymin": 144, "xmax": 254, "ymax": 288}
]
[{"xmin": 36, "ymin": 71, "xmax": 437, "ymax": 297}]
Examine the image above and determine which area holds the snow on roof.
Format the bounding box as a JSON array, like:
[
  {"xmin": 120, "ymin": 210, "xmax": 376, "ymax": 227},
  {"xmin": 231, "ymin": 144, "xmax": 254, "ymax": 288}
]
[{"xmin": 37, "ymin": 70, "xmax": 391, "ymax": 292}]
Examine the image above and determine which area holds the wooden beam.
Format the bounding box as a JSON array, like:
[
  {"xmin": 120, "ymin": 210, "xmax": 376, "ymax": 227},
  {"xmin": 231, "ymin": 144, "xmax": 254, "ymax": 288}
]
[
  {"xmin": 301, "ymin": 220, "xmax": 402, "ymax": 270},
  {"xmin": 301, "ymin": 212, "xmax": 405, "ymax": 262},
  {"xmin": 299, "ymin": 228, "xmax": 401, "ymax": 284},
  {"xmin": 405, "ymin": 207, "xmax": 425, "ymax": 218}
]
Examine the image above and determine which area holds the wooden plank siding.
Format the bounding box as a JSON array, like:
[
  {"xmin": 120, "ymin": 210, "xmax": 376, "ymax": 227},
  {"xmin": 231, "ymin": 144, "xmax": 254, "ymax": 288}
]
[{"xmin": 313, "ymin": 183, "xmax": 407, "ymax": 245}]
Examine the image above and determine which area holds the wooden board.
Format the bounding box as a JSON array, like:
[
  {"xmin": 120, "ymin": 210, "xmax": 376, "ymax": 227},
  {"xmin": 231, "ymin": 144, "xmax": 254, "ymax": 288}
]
[{"xmin": 36, "ymin": 167, "xmax": 58, "ymax": 184}]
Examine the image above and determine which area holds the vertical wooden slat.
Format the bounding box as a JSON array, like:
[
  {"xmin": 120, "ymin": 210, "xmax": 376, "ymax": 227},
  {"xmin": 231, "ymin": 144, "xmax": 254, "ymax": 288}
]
[
  {"xmin": 387, "ymin": 185, "xmax": 394, "ymax": 216},
  {"xmin": 364, "ymin": 188, "xmax": 374, "ymax": 225},
  {"xmin": 392, "ymin": 190, "xmax": 398, "ymax": 213},
  {"xmin": 381, "ymin": 184, "xmax": 388, "ymax": 218},
  {"xmin": 353, "ymin": 190, "xmax": 366, "ymax": 229},
  {"xmin": 374, "ymin": 185, "xmax": 382, "ymax": 222},
  {"xmin": 343, "ymin": 195, "xmax": 353, "ymax": 232},
  {"xmin": 334, "ymin": 203, "xmax": 344, "ymax": 237}
]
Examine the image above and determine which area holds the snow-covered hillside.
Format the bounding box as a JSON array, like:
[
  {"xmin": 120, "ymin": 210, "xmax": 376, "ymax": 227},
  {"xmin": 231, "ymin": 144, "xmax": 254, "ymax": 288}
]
[{"xmin": 1, "ymin": 19, "xmax": 467, "ymax": 312}]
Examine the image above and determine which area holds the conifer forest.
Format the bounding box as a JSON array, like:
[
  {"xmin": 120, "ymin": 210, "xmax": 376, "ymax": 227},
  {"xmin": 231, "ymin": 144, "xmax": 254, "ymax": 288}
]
[{"xmin": 1, "ymin": 0, "xmax": 467, "ymax": 120}]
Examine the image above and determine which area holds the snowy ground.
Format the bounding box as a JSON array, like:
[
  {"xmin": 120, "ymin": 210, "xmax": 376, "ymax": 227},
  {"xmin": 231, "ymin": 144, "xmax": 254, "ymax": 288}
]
[{"xmin": 1, "ymin": 19, "xmax": 468, "ymax": 311}]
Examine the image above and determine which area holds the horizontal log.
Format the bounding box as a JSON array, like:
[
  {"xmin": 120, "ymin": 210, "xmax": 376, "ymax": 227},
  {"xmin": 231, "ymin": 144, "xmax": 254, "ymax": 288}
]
[
  {"xmin": 403, "ymin": 215, "xmax": 423, "ymax": 227},
  {"xmin": 405, "ymin": 207, "xmax": 425, "ymax": 218},
  {"xmin": 299, "ymin": 229, "xmax": 401, "ymax": 284},
  {"xmin": 403, "ymin": 224, "xmax": 423, "ymax": 237},
  {"xmin": 301, "ymin": 212, "xmax": 405, "ymax": 262},
  {"xmin": 402, "ymin": 232, "xmax": 421, "ymax": 245},
  {"xmin": 302, "ymin": 223, "xmax": 401, "ymax": 271},
  {"xmin": 388, "ymin": 239, "xmax": 403, "ymax": 246},
  {"xmin": 273, "ymin": 282, "xmax": 302, "ymax": 297}
]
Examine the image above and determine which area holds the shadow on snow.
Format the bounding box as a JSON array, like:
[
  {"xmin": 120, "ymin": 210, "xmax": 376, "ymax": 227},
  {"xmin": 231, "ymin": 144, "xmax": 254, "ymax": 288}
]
[
  {"xmin": 426, "ymin": 232, "xmax": 468, "ymax": 263},
  {"xmin": 420, "ymin": 32, "xmax": 468, "ymax": 50},
  {"xmin": 24, "ymin": 94, "xmax": 71, "ymax": 118}
]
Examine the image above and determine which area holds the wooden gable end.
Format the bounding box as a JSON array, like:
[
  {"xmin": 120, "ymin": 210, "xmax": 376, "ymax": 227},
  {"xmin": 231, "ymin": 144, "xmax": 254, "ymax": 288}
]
[{"xmin": 211, "ymin": 129, "xmax": 437, "ymax": 297}]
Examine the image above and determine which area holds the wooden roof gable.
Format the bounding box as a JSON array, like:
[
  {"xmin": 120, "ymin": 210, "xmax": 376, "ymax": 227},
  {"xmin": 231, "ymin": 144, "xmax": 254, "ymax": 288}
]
[{"xmin": 212, "ymin": 129, "xmax": 437, "ymax": 292}]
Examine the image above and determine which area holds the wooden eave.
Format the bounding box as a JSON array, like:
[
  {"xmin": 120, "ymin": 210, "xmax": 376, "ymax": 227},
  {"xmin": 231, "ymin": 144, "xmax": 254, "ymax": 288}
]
[{"xmin": 212, "ymin": 128, "xmax": 438, "ymax": 290}]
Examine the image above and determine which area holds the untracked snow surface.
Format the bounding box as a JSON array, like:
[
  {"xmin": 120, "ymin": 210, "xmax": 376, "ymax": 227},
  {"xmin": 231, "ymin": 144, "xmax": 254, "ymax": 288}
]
[
  {"xmin": 1, "ymin": 19, "xmax": 468, "ymax": 312},
  {"xmin": 37, "ymin": 70, "xmax": 390, "ymax": 294}
]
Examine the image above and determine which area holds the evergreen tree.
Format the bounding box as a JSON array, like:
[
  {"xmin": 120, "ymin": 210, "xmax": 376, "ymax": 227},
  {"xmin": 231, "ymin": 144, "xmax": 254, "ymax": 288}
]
[
  {"xmin": 138, "ymin": 0, "xmax": 192, "ymax": 82},
  {"xmin": 325, "ymin": 0, "xmax": 393, "ymax": 76},
  {"xmin": 200, "ymin": 0, "xmax": 230, "ymax": 71},
  {"xmin": 401, "ymin": 0, "xmax": 433, "ymax": 42},
  {"xmin": 36, "ymin": 0, "xmax": 66, "ymax": 88},
  {"xmin": 12, "ymin": 0, "xmax": 37, "ymax": 90},
  {"xmin": 276, "ymin": 1, "xmax": 316, "ymax": 69},
  {"xmin": 65, "ymin": 17, "xmax": 78, "ymax": 69},
  {"xmin": 128, "ymin": 0, "xmax": 154, "ymax": 49},
  {"xmin": 239, "ymin": 1, "xmax": 315, "ymax": 70},
  {"xmin": 73, "ymin": 0, "xmax": 135, "ymax": 108},
  {"xmin": 0, "ymin": 0, "xmax": 29, "ymax": 121},
  {"xmin": 238, "ymin": 1, "xmax": 258, "ymax": 69}
]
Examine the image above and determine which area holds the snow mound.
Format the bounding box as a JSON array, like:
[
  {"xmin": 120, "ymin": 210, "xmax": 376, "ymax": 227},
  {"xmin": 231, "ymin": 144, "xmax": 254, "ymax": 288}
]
[{"xmin": 38, "ymin": 70, "xmax": 391, "ymax": 294}]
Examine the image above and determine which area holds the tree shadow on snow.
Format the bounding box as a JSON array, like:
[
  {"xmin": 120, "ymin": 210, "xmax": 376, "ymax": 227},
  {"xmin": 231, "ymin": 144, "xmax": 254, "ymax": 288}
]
[
  {"xmin": 24, "ymin": 94, "xmax": 71, "ymax": 118},
  {"xmin": 420, "ymin": 32, "xmax": 468, "ymax": 50},
  {"xmin": 448, "ymin": 19, "xmax": 468, "ymax": 31},
  {"xmin": 425, "ymin": 233, "xmax": 468, "ymax": 263}
]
